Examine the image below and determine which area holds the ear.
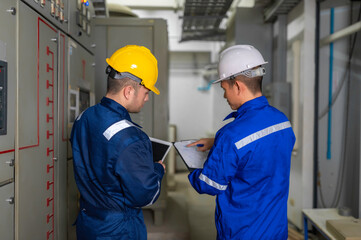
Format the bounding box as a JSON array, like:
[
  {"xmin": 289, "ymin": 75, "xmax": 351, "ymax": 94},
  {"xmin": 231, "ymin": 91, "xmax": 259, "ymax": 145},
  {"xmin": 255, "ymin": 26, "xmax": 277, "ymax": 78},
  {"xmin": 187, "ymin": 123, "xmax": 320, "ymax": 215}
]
[
  {"xmin": 234, "ymin": 80, "xmax": 243, "ymax": 95},
  {"xmin": 123, "ymin": 85, "xmax": 134, "ymax": 100}
]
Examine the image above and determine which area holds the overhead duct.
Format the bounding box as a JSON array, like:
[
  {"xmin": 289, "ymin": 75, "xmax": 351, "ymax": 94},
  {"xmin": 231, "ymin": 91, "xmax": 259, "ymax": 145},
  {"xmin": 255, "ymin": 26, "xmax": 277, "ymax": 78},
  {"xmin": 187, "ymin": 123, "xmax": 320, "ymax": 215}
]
[
  {"xmin": 107, "ymin": 3, "xmax": 138, "ymax": 17},
  {"xmin": 180, "ymin": 0, "xmax": 234, "ymax": 42},
  {"xmin": 263, "ymin": 0, "xmax": 301, "ymax": 22}
]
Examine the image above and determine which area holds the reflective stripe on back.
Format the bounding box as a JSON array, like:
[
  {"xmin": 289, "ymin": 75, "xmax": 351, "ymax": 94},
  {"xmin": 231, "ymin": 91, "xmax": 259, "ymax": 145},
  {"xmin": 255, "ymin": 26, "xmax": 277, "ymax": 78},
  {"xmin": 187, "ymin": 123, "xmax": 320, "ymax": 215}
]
[
  {"xmin": 103, "ymin": 120, "xmax": 135, "ymax": 141},
  {"xmin": 235, "ymin": 121, "xmax": 291, "ymax": 150},
  {"xmin": 199, "ymin": 173, "xmax": 228, "ymax": 191}
]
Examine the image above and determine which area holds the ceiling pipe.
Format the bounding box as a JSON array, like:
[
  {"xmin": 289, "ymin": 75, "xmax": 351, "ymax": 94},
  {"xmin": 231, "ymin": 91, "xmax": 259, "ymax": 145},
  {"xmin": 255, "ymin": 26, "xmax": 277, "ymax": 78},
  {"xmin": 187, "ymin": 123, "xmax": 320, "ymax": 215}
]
[{"xmin": 320, "ymin": 21, "xmax": 361, "ymax": 47}]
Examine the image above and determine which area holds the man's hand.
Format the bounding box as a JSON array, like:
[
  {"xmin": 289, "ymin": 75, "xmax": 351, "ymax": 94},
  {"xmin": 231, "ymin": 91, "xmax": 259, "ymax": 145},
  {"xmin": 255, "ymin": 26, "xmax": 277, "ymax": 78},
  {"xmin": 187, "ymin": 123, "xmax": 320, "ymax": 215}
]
[
  {"xmin": 186, "ymin": 138, "xmax": 215, "ymax": 152},
  {"xmin": 157, "ymin": 160, "xmax": 166, "ymax": 173}
]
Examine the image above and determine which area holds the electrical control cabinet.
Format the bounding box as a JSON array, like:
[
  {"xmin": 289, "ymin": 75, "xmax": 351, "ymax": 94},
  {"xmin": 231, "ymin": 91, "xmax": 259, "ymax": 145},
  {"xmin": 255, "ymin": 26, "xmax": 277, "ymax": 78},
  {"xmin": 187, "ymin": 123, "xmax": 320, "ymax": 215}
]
[
  {"xmin": 21, "ymin": 0, "xmax": 69, "ymax": 33},
  {"xmin": 68, "ymin": 0, "xmax": 95, "ymax": 52},
  {"xmin": 14, "ymin": 1, "xmax": 94, "ymax": 239}
]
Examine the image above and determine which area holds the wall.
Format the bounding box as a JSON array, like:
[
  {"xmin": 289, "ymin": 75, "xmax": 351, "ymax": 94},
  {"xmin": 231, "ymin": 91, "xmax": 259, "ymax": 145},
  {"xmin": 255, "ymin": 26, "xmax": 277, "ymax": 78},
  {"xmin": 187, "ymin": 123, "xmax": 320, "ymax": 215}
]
[
  {"xmin": 317, "ymin": 3, "xmax": 361, "ymax": 217},
  {"xmin": 168, "ymin": 51, "xmax": 232, "ymax": 171}
]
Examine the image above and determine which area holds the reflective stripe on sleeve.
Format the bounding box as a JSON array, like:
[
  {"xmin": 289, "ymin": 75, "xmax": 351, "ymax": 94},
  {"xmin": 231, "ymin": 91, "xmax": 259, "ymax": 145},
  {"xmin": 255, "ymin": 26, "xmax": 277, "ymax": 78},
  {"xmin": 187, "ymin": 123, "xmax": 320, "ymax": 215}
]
[
  {"xmin": 76, "ymin": 111, "xmax": 85, "ymax": 121},
  {"xmin": 199, "ymin": 173, "xmax": 228, "ymax": 191},
  {"xmin": 235, "ymin": 121, "xmax": 291, "ymax": 150},
  {"xmin": 103, "ymin": 120, "xmax": 135, "ymax": 141},
  {"xmin": 146, "ymin": 181, "xmax": 160, "ymax": 206}
]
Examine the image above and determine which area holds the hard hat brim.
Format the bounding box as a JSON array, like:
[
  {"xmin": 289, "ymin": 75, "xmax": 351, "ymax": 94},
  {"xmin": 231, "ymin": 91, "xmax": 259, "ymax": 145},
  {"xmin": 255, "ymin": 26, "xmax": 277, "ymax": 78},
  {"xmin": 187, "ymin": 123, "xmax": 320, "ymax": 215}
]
[
  {"xmin": 147, "ymin": 85, "xmax": 160, "ymax": 95},
  {"xmin": 213, "ymin": 62, "xmax": 268, "ymax": 84},
  {"xmin": 212, "ymin": 77, "xmax": 228, "ymax": 84}
]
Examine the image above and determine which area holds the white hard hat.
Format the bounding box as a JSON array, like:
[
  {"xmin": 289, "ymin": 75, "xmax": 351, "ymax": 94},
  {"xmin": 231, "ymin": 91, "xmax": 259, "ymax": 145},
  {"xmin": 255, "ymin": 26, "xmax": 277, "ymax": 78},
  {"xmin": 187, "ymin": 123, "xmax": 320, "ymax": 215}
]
[{"xmin": 213, "ymin": 45, "xmax": 268, "ymax": 84}]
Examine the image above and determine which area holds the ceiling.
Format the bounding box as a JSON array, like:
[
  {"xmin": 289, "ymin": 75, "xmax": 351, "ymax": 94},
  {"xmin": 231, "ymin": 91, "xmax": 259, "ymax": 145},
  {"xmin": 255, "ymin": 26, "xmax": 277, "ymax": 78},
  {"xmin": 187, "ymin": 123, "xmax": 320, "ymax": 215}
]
[{"xmin": 93, "ymin": 0, "xmax": 302, "ymax": 42}]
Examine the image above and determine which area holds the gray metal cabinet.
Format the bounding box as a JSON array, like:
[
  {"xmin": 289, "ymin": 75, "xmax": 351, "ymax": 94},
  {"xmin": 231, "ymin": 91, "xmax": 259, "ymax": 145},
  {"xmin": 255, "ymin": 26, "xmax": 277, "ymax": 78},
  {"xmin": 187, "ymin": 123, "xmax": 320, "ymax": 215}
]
[
  {"xmin": 0, "ymin": 0, "xmax": 17, "ymax": 239},
  {"xmin": 16, "ymin": 2, "xmax": 67, "ymax": 239}
]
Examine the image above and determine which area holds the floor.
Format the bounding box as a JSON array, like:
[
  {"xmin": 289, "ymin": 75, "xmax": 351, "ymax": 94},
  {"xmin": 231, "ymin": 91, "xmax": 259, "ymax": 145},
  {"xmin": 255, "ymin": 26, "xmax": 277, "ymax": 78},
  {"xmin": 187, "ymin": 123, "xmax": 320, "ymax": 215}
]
[{"xmin": 144, "ymin": 172, "xmax": 217, "ymax": 240}]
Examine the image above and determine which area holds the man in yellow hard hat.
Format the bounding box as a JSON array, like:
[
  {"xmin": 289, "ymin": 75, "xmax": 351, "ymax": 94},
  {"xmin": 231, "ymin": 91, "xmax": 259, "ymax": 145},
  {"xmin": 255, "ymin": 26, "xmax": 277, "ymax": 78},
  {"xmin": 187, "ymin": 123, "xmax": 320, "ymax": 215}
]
[{"xmin": 71, "ymin": 45, "xmax": 165, "ymax": 240}]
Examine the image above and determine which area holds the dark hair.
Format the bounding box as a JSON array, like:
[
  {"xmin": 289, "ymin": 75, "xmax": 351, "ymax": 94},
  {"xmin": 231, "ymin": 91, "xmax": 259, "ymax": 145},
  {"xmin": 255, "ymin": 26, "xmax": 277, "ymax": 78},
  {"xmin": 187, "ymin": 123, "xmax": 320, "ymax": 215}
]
[
  {"xmin": 107, "ymin": 76, "xmax": 139, "ymax": 95},
  {"xmin": 229, "ymin": 76, "xmax": 263, "ymax": 94}
]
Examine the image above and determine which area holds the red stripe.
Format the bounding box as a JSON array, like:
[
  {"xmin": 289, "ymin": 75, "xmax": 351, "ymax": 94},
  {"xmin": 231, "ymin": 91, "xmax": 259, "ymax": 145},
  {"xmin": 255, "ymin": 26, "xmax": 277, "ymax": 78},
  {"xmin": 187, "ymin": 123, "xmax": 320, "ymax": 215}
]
[{"xmin": 0, "ymin": 149, "xmax": 15, "ymax": 154}]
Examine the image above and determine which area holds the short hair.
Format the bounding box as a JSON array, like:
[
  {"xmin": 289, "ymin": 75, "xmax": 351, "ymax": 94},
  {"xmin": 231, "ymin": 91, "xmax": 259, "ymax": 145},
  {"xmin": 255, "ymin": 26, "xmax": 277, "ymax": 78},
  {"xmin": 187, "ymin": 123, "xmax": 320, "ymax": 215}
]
[
  {"xmin": 229, "ymin": 75, "xmax": 263, "ymax": 94},
  {"xmin": 107, "ymin": 76, "xmax": 139, "ymax": 95}
]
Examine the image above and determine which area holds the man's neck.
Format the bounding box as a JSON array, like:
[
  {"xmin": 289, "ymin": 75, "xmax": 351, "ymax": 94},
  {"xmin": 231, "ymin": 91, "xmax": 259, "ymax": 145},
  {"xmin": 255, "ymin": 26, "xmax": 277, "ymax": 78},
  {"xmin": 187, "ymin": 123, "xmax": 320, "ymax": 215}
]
[
  {"xmin": 240, "ymin": 92, "xmax": 262, "ymax": 106},
  {"xmin": 105, "ymin": 93, "xmax": 128, "ymax": 111}
]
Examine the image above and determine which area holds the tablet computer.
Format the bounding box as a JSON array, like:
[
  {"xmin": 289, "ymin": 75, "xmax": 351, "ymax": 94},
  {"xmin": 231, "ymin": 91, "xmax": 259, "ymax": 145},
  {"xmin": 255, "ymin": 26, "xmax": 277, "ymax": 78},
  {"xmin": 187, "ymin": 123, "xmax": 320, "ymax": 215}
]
[
  {"xmin": 173, "ymin": 140, "xmax": 209, "ymax": 171},
  {"xmin": 149, "ymin": 137, "xmax": 172, "ymax": 162}
]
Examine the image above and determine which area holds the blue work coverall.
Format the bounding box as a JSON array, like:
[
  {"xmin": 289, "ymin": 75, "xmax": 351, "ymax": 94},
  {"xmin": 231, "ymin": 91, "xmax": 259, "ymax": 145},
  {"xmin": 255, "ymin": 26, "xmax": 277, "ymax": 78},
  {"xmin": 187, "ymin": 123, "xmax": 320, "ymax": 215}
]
[
  {"xmin": 189, "ymin": 96, "xmax": 295, "ymax": 240},
  {"xmin": 71, "ymin": 97, "xmax": 164, "ymax": 240}
]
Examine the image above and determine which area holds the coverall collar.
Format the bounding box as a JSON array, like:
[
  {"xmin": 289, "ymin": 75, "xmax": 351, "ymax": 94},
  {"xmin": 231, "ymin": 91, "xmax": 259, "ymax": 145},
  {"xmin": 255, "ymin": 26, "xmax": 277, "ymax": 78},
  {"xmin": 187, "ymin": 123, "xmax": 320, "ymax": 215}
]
[
  {"xmin": 100, "ymin": 97, "xmax": 142, "ymax": 128},
  {"xmin": 223, "ymin": 96, "xmax": 269, "ymax": 121}
]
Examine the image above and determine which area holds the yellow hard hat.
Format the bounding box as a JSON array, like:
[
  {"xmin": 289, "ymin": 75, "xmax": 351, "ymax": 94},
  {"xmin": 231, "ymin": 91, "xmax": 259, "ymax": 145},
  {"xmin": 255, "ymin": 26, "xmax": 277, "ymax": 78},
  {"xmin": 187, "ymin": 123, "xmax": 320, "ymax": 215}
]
[{"xmin": 106, "ymin": 45, "xmax": 160, "ymax": 95}]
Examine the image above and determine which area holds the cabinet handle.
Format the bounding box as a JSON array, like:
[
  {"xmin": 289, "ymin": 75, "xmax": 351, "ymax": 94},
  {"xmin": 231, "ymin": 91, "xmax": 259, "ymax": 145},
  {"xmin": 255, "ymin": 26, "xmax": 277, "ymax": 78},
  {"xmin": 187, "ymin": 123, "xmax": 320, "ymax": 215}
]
[
  {"xmin": 5, "ymin": 159, "xmax": 14, "ymax": 167},
  {"xmin": 6, "ymin": 8, "xmax": 16, "ymax": 15},
  {"xmin": 6, "ymin": 197, "xmax": 14, "ymax": 205}
]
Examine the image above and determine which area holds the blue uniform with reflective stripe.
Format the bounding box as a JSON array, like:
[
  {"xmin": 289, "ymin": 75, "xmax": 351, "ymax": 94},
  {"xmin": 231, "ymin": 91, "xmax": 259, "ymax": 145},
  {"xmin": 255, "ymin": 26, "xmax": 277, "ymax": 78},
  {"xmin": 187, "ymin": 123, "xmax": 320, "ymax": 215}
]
[
  {"xmin": 70, "ymin": 97, "xmax": 164, "ymax": 240},
  {"xmin": 189, "ymin": 96, "xmax": 295, "ymax": 240}
]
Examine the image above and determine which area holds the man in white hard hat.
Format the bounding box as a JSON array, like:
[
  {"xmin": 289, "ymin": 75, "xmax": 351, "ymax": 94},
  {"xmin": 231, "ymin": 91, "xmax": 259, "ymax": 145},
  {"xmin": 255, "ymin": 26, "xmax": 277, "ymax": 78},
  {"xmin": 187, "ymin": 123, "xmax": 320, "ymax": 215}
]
[{"xmin": 188, "ymin": 45, "xmax": 296, "ymax": 239}]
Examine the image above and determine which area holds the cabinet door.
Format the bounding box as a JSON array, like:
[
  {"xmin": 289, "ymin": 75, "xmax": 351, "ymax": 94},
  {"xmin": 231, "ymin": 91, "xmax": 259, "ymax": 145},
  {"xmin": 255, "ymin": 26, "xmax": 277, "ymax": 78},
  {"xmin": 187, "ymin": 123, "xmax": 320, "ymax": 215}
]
[
  {"xmin": 18, "ymin": 2, "xmax": 59, "ymax": 239},
  {"xmin": 0, "ymin": 0, "xmax": 16, "ymax": 180}
]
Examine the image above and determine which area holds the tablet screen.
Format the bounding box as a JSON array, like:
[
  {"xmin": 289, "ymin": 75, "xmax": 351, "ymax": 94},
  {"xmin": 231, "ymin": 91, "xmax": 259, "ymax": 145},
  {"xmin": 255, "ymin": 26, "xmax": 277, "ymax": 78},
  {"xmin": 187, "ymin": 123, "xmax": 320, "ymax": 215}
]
[{"xmin": 150, "ymin": 137, "xmax": 172, "ymax": 162}]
